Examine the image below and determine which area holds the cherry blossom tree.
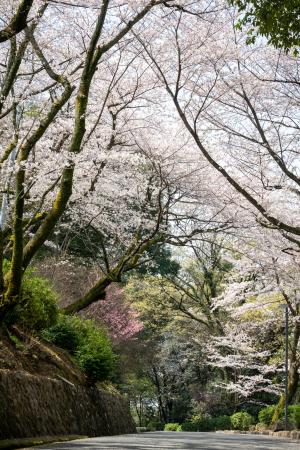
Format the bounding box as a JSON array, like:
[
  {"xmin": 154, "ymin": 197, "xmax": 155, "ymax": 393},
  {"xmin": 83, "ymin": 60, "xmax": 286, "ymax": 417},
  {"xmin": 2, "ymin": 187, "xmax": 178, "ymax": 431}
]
[
  {"xmin": 1, "ymin": 3, "xmax": 298, "ymax": 420},
  {"xmin": 127, "ymin": 8, "xmax": 300, "ymax": 414},
  {"xmin": 209, "ymin": 231, "xmax": 299, "ymax": 416},
  {"xmin": 0, "ymin": 1, "xmax": 225, "ymax": 321},
  {"xmin": 136, "ymin": 6, "xmax": 300, "ymax": 246}
]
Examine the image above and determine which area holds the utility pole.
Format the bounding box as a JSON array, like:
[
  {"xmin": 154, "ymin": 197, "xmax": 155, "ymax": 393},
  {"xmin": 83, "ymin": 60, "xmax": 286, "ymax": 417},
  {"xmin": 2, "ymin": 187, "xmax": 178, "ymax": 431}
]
[{"xmin": 284, "ymin": 304, "xmax": 289, "ymax": 431}]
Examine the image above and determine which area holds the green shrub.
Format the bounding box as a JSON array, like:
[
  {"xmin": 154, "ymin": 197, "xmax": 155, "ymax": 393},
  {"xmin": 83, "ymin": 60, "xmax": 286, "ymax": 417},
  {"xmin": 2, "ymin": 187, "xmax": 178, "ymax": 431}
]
[
  {"xmin": 196, "ymin": 417, "xmax": 214, "ymax": 431},
  {"xmin": 164, "ymin": 423, "xmax": 180, "ymax": 431},
  {"xmin": 184, "ymin": 415, "xmax": 201, "ymax": 431},
  {"xmin": 258, "ymin": 406, "xmax": 276, "ymax": 426},
  {"xmin": 42, "ymin": 315, "xmax": 82, "ymax": 353},
  {"xmin": 44, "ymin": 315, "xmax": 115, "ymax": 382},
  {"xmin": 288, "ymin": 405, "xmax": 300, "ymax": 429},
  {"xmin": 10, "ymin": 271, "xmax": 58, "ymax": 332},
  {"xmin": 180, "ymin": 415, "xmax": 215, "ymax": 432},
  {"xmin": 258, "ymin": 404, "xmax": 300, "ymax": 429},
  {"xmin": 230, "ymin": 412, "xmax": 254, "ymax": 431},
  {"xmin": 180, "ymin": 421, "xmax": 199, "ymax": 432},
  {"xmin": 76, "ymin": 325, "xmax": 115, "ymax": 382},
  {"xmin": 147, "ymin": 421, "xmax": 164, "ymax": 431},
  {"xmin": 212, "ymin": 415, "xmax": 231, "ymax": 430},
  {"xmin": 181, "ymin": 415, "xmax": 231, "ymax": 432}
]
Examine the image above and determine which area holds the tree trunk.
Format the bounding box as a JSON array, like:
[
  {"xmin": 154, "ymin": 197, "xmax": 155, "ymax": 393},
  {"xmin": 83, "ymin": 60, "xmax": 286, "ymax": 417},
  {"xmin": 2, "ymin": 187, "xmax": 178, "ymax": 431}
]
[
  {"xmin": 271, "ymin": 321, "xmax": 300, "ymax": 426},
  {"xmin": 63, "ymin": 275, "xmax": 111, "ymax": 314},
  {"xmin": 151, "ymin": 365, "xmax": 167, "ymax": 423},
  {"xmin": 0, "ymin": 0, "xmax": 34, "ymax": 43}
]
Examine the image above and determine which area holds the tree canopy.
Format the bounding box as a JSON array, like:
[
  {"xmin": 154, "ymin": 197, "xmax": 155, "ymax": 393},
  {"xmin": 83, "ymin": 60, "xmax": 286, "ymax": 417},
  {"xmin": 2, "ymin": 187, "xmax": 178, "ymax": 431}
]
[
  {"xmin": 0, "ymin": 0, "xmax": 299, "ymax": 431},
  {"xmin": 231, "ymin": 0, "xmax": 300, "ymax": 52}
]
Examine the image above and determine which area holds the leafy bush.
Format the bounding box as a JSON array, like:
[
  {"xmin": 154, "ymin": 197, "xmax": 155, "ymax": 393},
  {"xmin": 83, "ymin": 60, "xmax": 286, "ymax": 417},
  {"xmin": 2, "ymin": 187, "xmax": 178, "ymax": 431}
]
[
  {"xmin": 42, "ymin": 315, "xmax": 82, "ymax": 353},
  {"xmin": 10, "ymin": 271, "xmax": 58, "ymax": 332},
  {"xmin": 76, "ymin": 325, "xmax": 115, "ymax": 382},
  {"xmin": 164, "ymin": 423, "xmax": 180, "ymax": 431},
  {"xmin": 196, "ymin": 417, "xmax": 214, "ymax": 431},
  {"xmin": 43, "ymin": 315, "xmax": 115, "ymax": 382},
  {"xmin": 180, "ymin": 415, "xmax": 210, "ymax": 432},
  {"xmin": 258, "ymin": 406, "xmax": 276, "ymax": 426},
  {"xmin": 180, "ymin": 421, "xmax": 199, "ymax": 432},
  {"xmin": 230, "ymin": 412, "xmax": 254, "ymax": 431},
  {"xmin": 212, "ymin": 415, "xmax": 231, "ymax": 430},
  {"xmin": 288, "ymin": 405, "xmax": 300, "ymax": 429},
  {"xmin": 147, "ymin": 421, "xmax": 164, "ymax": 431},
  {"xmin": 258, "ymin": 404, "xmax": 300, "ymax": 429},
  {"xmin": 181, "ymin": 414, "xmax": 231, "ymax": 432}
]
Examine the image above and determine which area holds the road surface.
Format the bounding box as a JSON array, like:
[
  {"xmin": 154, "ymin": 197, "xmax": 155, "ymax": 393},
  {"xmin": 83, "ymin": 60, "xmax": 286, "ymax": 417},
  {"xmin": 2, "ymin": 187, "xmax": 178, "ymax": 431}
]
[{"xmin": 28, "ymin": 431, "xmax": 299, "ymax": 449}]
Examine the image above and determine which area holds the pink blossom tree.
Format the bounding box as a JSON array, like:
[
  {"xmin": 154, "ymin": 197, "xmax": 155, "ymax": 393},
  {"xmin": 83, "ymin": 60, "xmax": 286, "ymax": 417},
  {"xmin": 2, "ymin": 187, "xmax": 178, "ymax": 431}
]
[{"xmin": 83, "ymin": 283, "xmax": 144, "ymax": 342}]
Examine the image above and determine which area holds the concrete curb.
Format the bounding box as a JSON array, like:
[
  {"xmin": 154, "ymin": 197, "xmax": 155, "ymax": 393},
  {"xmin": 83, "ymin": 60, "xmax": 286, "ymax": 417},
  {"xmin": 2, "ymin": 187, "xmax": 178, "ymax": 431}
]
[{"xmin": 216, "ymin": 430, "xmax": 300, "ymax": 440}]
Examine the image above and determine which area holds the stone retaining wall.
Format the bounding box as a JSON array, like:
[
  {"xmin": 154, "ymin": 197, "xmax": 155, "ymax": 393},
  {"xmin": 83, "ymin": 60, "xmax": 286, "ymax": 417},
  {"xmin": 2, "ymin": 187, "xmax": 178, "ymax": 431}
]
[{"xmin": 0, "ymin": 370, "xmax": 136, "ymax": 439}]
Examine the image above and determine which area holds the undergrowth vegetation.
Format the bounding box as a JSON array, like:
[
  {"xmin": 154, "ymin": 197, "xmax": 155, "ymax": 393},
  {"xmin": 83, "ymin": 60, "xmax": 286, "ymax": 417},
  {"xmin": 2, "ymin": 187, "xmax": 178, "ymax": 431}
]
[
  {"xmin": 43, "ymin": 315, "xmax": 116, "ymax": 382},
  {"xmin": 5, "ymin": 260, "xmax": 115, "ymax": 384},
  {"xmin": 258, "ymin": 405, "xmax": 300, "ymax": 429},
  {"xmin": 4, "ymin": 261, "xmax": 59, "ymax": 332},
  {"xmin": 161, "ymin": 406, "xmax": 300, "ymax": 432}
]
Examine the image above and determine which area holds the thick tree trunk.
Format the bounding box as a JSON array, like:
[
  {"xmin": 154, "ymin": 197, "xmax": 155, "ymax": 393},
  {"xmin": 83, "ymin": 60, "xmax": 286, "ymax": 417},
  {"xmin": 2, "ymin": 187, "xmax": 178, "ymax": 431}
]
[
  {"xmin": 0, "ymin": 231, "xmax": 4, "ymax": 295},
  {"xmin": 271, "ymin": 321, "xmax": 300, "ymax": 426},
  {"xmin": 0, "ymin": 0, "xmax": 33, "ymax": 43},
  {"xmin": 64, "ymin": 234, "xmax": 164, "ymax": 314},
  {"xmin": 63, "ymin": 275, "xmax": 111, "ymax": 315}
]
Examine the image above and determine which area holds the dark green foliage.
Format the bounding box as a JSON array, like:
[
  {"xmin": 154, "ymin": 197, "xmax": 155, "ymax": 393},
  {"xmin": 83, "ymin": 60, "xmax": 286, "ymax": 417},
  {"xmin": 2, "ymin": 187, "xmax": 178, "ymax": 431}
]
[
  {"xmin": 42, "ymin": 315, "xmax": 81, "ymax": 353},
  {"xmin": 289, "ymin": 405, "xmax": 300, "ymax": 429},
  {"xmin": 180, "ymin": 414, "xmax": 231, "ymax": 432},
  {"xmin": 9, "ymin": 269, "xmax": 58, "ymax": 332},
  {"xmin": 212, "ymin": 415, "xmax": 232, "ymax": 430},
  {"xmin": 181, "ymin": 417, "xmax": 213, "ymax": 432},
  {"xmin": 41, "ymin": 215, "xmax": 102, "ymax": 261},
  {"xmin": 135, "ymin": 245, "xmax": 180, "ymax": 277},
  {"xmin": 180, "ymin": 421, "xmax": 199, "ymax": 432},
  {"xmin": 230, "ymin": 412, "xmax": 254, "ymax": 431},
  {"xmin": 147, "ymin": 421, "xmax": 164, "ymax": 431},
  {"xmin": 76, "ymin": 326, "xmax": 115, "ymax": 382},
  {"xmin": 43, "ymin": 315, "xmax": 115, "ymax": 382},
  {"xmin": 259, "ymin": 404, "xmax": 300, "ymax": 429},
  {"xmin": 167, "ymin": 390, "xmax": 194, "ymax": 424},
  {"xmin": 230, "ymin": 0, "xmax": 300, "ymax": 52},
  {"xmin": 238, "ymin": 394, "xmax": 278, "ymax": 419}
]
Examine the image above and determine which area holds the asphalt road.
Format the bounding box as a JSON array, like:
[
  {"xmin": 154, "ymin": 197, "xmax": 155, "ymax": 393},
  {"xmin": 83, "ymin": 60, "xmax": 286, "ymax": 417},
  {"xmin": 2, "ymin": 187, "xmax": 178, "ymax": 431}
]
[{"xmin": 29, "ymin": 432, "xmax": 299, "ymax": 450}]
